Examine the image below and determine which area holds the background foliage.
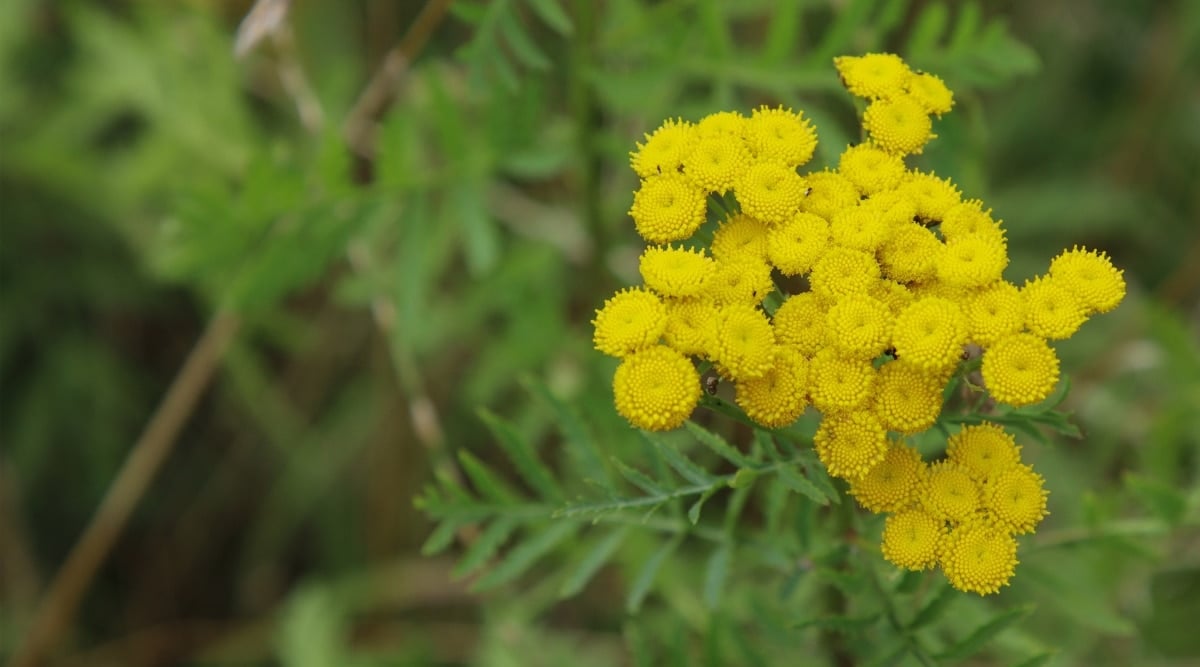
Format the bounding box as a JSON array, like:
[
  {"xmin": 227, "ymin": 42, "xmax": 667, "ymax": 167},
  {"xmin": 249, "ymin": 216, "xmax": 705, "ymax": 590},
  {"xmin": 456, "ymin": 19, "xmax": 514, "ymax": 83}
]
[{"xmin": 2, "ymin": 0, "xmax": 1199, "ymax": 665}]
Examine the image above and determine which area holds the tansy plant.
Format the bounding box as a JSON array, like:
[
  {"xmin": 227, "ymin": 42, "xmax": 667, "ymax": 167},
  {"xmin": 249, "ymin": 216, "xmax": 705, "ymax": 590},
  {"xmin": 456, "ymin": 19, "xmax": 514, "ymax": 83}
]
[{"xmin": 592, "ymin": 53, "xmax": 1126, "ymax": 596}]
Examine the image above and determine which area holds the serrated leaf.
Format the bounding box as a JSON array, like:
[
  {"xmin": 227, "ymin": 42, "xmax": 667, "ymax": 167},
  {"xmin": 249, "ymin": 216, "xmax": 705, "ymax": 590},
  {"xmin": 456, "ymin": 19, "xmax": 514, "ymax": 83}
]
[
  {"xmin": 479, "ymin": 408, "xmax": 564, "ymax": 501},
  {"xmin": 453, "ymin": 517, "xmax": 520, "ymax": 577},
  {"xmin": 793, "ymin": 612, "xmax": 880, "ymax": 633},
  {"xmin": 522, "ymin": 375, "xmax": 613, "ymax": 490},
  {"xmin": 703, "ymin": 543, "xmax": 732, "ymax": 609},
  {"xmin": 729, "ymin": 468, "xmax": 758, "ymax": 489},
  {"xmin": 688, "ymin": 485, "xmax": 722, "ymax": 525},
  {"xmin": 420, "ymin": 519, "xmax": 461, "ymax": 556},
  {"xmin": 686, "ymin": 421, "xmax": 756, "ymax": 468},
  {"xmin": 472, "ymin": 520, "xmax": 578, "ymax": 591},
  {"xmin": 935, "ymin": 605, "xmax": 1034, "ymax": 662},
  {"xmin": 907, "ymin": 580, "xmax": 956, "ymax": 630},
  {"xmin": 457, "ymin": 450, "xmax": 523, "ymax": 503},
  {"xmin": 644, "ymin": 432, "xmax": 718, "ymax": 486},
  {"xmin": 559, "ymin": 525, "xmax": 629, "ymax": 598},
  {"xmin": 524, "ymin": 0, "xmax": 572, "ymax": 35},
  {"xmin": 626, "ymin": 537, "xmax": 682, "ymax": 613},
  {"xmin": 615, "ymin": 459, "xmax": 673, "ymax": 496},
  {"xmin": 775, "ymin": 465, "xmax": 831, "ymax": 505}
]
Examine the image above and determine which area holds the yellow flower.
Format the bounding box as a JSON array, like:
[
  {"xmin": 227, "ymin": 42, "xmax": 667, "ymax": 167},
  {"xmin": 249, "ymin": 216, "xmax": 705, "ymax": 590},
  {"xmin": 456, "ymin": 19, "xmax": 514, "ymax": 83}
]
[
  {"xmin": 613, "ymin": 345, "xmax": 701, "ymax": 431},
  {"xmin": 713, "ymin": 304, "xmax": 776, "ymax": 380},
  {"xmin": 710, "ymin": 213, "xmax": 770, "ymax": 263},
  {"xmin": 983, "ymin": 464, "xmax": 1049, "ymax": 535},
  {"xmin": 745, "ymin": 105, "xmax": 818, "ymax": 167},
  {"xmin": 1022, "ymin": 276, "xmax": 1087, "ymax": 340},
  {"xmin": 920, "ymin": 461, "xmax": 981, "ymax": 522},
  {"xmin": 809, "ymin": 349, "xmax": 877, "ymax": 413},
  {"xmin": 767, "ymin": 212, "xmax": 830, "ymax": 276},
  {"xmin": 850, "ymin": 440, "xmax": 925, "ymax": 513},
  {"xmin": 809, "ymin": 247, "xmax": 882, "ymax": 304},
  {"xmin": 871, "ymin": 279, "xmax": 916, "ymax": 317},
  {"xmin": 630, "ymin": 118, "xmax": 696, "ymax": 178},
  {"xmin": 629, "ymin": 173, "xmax": 708, "ymax": 243},
  {"xmin": 695, "ymin": 110, "xmax": 747, "ymax": 139},
  {"xmin": 940, "ymin": 199, "xmax": 1006, "ymax": 246},
  {"xmin": 863, "ymin": 95, "xmax": 936, "ymax": 156},
  {"xmin": 814, "ymin": 410, "xmax": 888, "ymax": 480},
  {"xmin": 682, "ymin": 132, "xmax": 753, "ymax": 194},
  {"xmin": 838, "ymin": 143, "xmax": 906, "ymax": 195},
  {"xmin": 964, "ymin": 281, "xmax": 1025, "ymax": 347},
  {"xmin": 906, "ymin": 72, "xmax": 954, "ymax": 116},
  {"xmin": 873, "ymin": 359, "xmax": 944, "ymax": 434},
  {"xmin": 981, "ymin": 333, "xmax": 1060, "ymax": 407},
  {"xmin": 835, "ymin": 53, "xmax": 913, "ymax": 100},
  {"xmin": 735, "ymin": 161, "xmax": 808, "ymax": 225},
  {"xmin": 662, "ymin": 297, "xmax": 719, "ymax": 357},
  {"xmin": 592, "ymin": 287, "xmax": 667, "ymax": 357},
  {"xmin": 881, "ymin": 509, "xmax": 944, "ymax": 571},
  {"xmin": 639, "ymin": 245, "xmax": 714, "ymax": 298},
  {"xmin": 706, "ymin": 256, "xmax": 775, "ymax": 306},
  {"xmin": 735, "ymin": 346, "xmax": 810, "ymax": 428},
  {"xmin": 892, "ymin": 297, "xmax": 967, "ymax": 372},
  {"xmin": 1048, "ymin": 246, "xmax": 1126, "ymax": 314},
  {"xmin": 936, "ymin": 234, "xmax": 1009, "ymax": 289},
  {"xmin": 861, "ymin": 188, "xmax": 918, "ymax": 227},
  {"xmin": 899, "ymin": 171, "xmax": 961, "ymax": 222},
  {"xmin": 946, "ymin": 423, "xmax": 1022, "ymax": 483},
  {"xmin": 939, "ymin": 522, "xmax": 1018, "ymax": 595},
  {"xmin": 772, "ymin": 292, "xmax": 828, "ymax": 357},
  {"xmin": 879, "ymin": 223, "xmax": 942, "ymax": 283},
  {"xmin": 801, "ymin": 169, "xmax": 861, "ymax": 221},
  {"xmin": 830, "ymin": 204, "xmax": 894, "ymax": 252},
  {"xmin": 825, "ymin": 294, "xmax": 893, "ymax": 360}
]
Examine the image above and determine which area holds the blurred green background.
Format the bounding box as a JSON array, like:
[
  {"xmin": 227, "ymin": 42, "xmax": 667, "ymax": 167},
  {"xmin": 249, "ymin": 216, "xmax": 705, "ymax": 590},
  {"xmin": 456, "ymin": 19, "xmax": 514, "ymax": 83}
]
[{"xmin": 1, "ymin": 0, "xmax": 1199, "ymax": 665}]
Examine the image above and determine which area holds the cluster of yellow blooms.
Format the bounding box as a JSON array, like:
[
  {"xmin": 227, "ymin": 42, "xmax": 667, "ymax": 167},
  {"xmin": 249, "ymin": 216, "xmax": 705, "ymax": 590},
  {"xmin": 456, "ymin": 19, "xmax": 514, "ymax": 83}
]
[{"xmin": 591, "ymin": 53, "xmax": 1126, "ymax": 594}]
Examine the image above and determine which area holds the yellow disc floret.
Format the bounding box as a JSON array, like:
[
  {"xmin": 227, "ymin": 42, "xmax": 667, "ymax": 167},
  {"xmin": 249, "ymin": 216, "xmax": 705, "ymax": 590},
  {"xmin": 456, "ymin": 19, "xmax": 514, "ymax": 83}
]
[
  {"xmin": 879, "ymin": 223, "xmax": 942, "ymax": 283},
  {"xmin": 863, "ymin": 95, "xmax": 935, "ymax": 156},
  {"xmin": 892, "ymin": 297, "xmax": 967, "ymax": 372},
  {"xmin": 940, "ymin": 522, "xmax": 1018, "ymax": 595},
  {"xmin": 814, "ymin": 410, "xmax": 888, "ymax": 480},
  {"xmin": 639, "ymin": 245, "xmax": 714, "ymax": 298},
  {"xmin": 682, "ymin": 132, "xmax": 753, "ymax": 194},
  {"xmin": 662, "ymin": 297, "xmax": 718, "ymax": 357},
  {"xmin": 592, "ymin": 287, "xmax": 668, "ymax": 357},
  {"xmin": 830, "ymin": 204, "xmax": 894, "ymax": 252},
  {"xmin": 900, "ymin": 171, "xmax": 961, "ymax": 223},
  {"xmin": 881, "ymin": 509, "xmax": 944, "ymax": 571},
  {"xmin": 850, "ymin": 440, "xmax": 925, "ymax": 513},
  {"xmin": 809, "ymin": 349, "xmax": 877, "ymax": 413},
  {"xmin": 713, "ymin": 304, "xmax": 776, "ymax": 380},
  {"xmin": 809, "ymin": 247, "xmax": 881, "ymax": 303},
  {"xmin": 1022, "ymin": 276, "xmax": 1087, "ymax": 341},
  {"xmin": 802, "ymin": 169, "xmax": 861, "ymax": 221},
  {"xmin": 920, "ymin": 461, "xmax": 981, "ymax": 522},
  {"xmin": 613, "ymin": 345, "xmax": 701, "ymax": 431},
  {"xmin": 746, "ymin": 105, "xmax": 818, "ymax": 167},
  {"xmin": 735, "ymin": 161, "xmax": 808, "ymax": 225},
  {"xmin": 981, "ymin": 333, "xmax": 1060, "ymax": 407},
  {"xmin": 706, "ymin": 256, "xmax": 774, "ymax": 306},
  {"xmin": 630, "ymin": 118, "xmax": 695, "ymax": 178},
  {"xmin": 695, "ymin": 110, "xmax": 747, "ymax": 139},
  {"xmin": 629, "ymin": 173, "xmax": 708, "ymax": 243},
  {"xmin": 767, "ymin": 212, "xmax": 830, "ymax": 276},
  {"xmin": 937, "ymin": 234, "xmax": 1009, "ymax": 289},
  {"xmin": 906, "ymin": 72, "xmax": 954, "ymax": 116},
  {"xmin": 940, "ymin": 199, "xmax": 1006, "ymax": 246},
  {"xmin": 983, "ymin": 464, "xmax": 1049, "ymax": 535},
  {"xmin": 964, "ymin": 281, "xmax": 1025, "ymax": 347},
  {"xmin": 838, "ymin": 143, "xmax": 906, "ymax": 195},
  {"xmin": 946, "ymin": 423, "xmax": 1022, "ymax": 483},
  {"xmin": 710, "ymin": 213, "xmax": 770, "ymax": 263},
  {"xmin": 735, "ymin": 346, "xmax": 810, "ymax": 428},
  {"xmin": 835, "ymin": 53, "xmax": 913, "ymax": 100},
  {"xmin": 873, "ymin": 359, "xmax": 944, "ymax": 434},
  {"xmin": 825, "ymin": 294, "xmax": 893, "ymax": 360},
  {"xmin": 1048, "ymin": 246, "xmax": 1126, "ymax": 314},
  {"xmin": 772, "ymin": 292, "xmax": 828, "ymax": 357}
]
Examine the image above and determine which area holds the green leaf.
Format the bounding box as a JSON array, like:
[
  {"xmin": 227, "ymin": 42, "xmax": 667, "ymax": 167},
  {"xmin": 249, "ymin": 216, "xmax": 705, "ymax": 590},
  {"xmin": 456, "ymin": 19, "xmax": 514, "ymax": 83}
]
[
  {"xmin": 524, "ymin": 0, "xmax": 573, "ymax": 35},
  {"xmin": 559, "ymin": 526, "xmax": 630, "ymax": 598},
  {"xmin": 616, "ymin": 459, "xmax": 673, "ymax": 496},
  {"xmin": 907, "ymin": 2, "xmax": 949, "ymax": 58},
  {"xmin": 457, "ymin": 450, "xmax": 523, "ymax": 503},
  {"xmin": 1125, "ymin": 473, "xmax": 1187, "ymax": 525},
  {"xmin": 472, "ymin": 520, "xmax": 578, "ymax": 591},
  {"xmin": 453, "ymin": 517, "xmax": 520, "ymax": 578},
  {"xmin": 775, "ymin": 465, "xmax": 831, "ymax": 505},
  {"xmin": 793, "ymin": 612, "xmax": 881, "ymax": 633},
  {"xmin": 644, "ymin": 432, "xmax": 719, "ymax": 486},
  {"xmin": 1144, "ymin": 567, "xmax": 1200, "ymax": 657},
  {"xmin": 497, "ymin": 9, "xmax": 551, "ymax": 70},
  {"xmin": 522, "ymin": 375, "xmax": 613, "ymax": 490},
  {"xmin": 420, "ymin": 519, "xmax": 461, "ymax": 556},
  {"xmin": 688, "ymin": 485, "xmax": 723, "ymax": 525},
  {"xmin": 703, "ymin": 543, "xmax": 732, "ymax": 609},
  {"xmin": 479, "ymin": 408, "xmax": 564, "ymax": 501},
  {"xmin": 685, "ymin": 421, "xmax": 756, "ymax": 468},
  {"xmin": 935, "ymin": 605, "xmax": 1035, "ymax": 662},
  {"xmin": 626, "ymin": 537, "xmax": 682, "ymax": 613},
  {"xmin": 907, "ymin": 580, "xmax": 956, "ymax": 630},
  {"xmin": 1011, "ymin": 652, "xmax": 1057, "ymax": 667},
  {"xmin": 729, "ymin": 468, "xmax": 759, "ymax": 489}
]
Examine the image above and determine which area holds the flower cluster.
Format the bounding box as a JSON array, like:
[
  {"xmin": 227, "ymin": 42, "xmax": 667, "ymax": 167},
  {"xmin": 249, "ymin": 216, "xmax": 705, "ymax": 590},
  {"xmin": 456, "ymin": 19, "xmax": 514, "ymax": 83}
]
[{"xmin": 592, "ymin": 53, "xmax": 1126, "ymax": 594}]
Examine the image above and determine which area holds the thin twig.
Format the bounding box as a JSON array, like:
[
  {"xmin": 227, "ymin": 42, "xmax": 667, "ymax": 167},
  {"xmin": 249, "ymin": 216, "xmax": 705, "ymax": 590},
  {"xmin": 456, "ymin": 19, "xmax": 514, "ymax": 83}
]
[{"xmin": 10, "ymin": 311, "xmax": 241, "ymax": 667}]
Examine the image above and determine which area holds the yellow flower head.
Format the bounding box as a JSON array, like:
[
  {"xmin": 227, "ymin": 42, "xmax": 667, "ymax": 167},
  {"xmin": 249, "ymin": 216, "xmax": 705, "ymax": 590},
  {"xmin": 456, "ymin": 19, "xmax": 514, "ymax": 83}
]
[
  {"xmin": 965, "ymin": 281, "xmax": 1026, "ymax": 347},
  {"xmin": 900, "ymin": 171, "xmax": 962, "ymax": 222},
  {"xmin": 940, "ymin": 199, "xmax": 1006, "ymax": 246},
  {"xmin": 1022, "ymin": 276, "xmax": 1087, "ymax": 340},
  {"xmin": 906, "ymin": 71, "xmax": 955, "ymax": 116},
  {"xmin": 850, "ymin": 440, "xmax": 925, "ymax": 513},
  {"xmin": 639, "ymin": 245, "xmax": 714, "ymax": 298},
  {"xmin": 767, "ymin": 212, "xmax": 830, "ymax": 276},
  {"xmin": 662, "ymin": 297, "xmax": 719, "ymax": 357},
  {"xmin": 936, "ymin": 234, "xmax": 1009, "ymax": 289},
  {"xmin": 881, "ymin": 509, "xmax": 944, "ymax": 571},
  {"xmin": 772, "ymin": 292, "xmax": 828, "ymax": 357},
  {"xmin": 861, "ymin": 188, "xmax": 919, "ymax": 227},
  {"xmin": 873, "ymin": 359, "xmax": 944, "ymax": 434},
  {"xmin": 920, "ymin": 460, "xmax": 981, "ymax": 522},
  {"xmin": 814, "ymin": 410, "xmax": 888, "ymax": 480},
  {"xmin": 592, "ymin": 287, "xmax": 667, "ymax": 357},
  {"xmin": 706, "ymin": 255, "xmax": 774, "ymax": 306},
  {"xmin": 809, "ymin": 348, "xmax": 877, "ymax": 413},
  {"xmin": 838, "ymin": 143, "xmax": 906, "ymax": 195},
  {"xmin": 710, "ymin": 213, "xmax": 770, "ymax": 263},
  {"xmin": 863, "ymin": 95, "xmax": 935, "ymax": 156},
  {"xmin": 735, "ymin": 346, "xmax": 810, "ymax": 429},
  {"xmin": 892, "ymin": 297, "xmax": 967, "ymax": 372},
  {"xmin": 879, "ymin": 223, "xmax": 943, "ymax": 283},
  {"xmin": 871, "ymin": 279, "xmax": 916, "ymax": 317},
  {"xmin": 630, "ymin": 118, "xmax": 696, "ymax": 178},
  {"xmin": 984, "ymin": 463, "xmax": 1049, "ymax": 535},
  {"xmin": 825, "ymin": 293, "xmax": 893, "ymax": 360},
  {"xmin": 713, "ymin": 304, "xmax": 776, "ymax": 380},
  {"xmin": 809, "ymin": 247, "xmax": 881, "ymax": 303},
  {"xmin": 613, "ymin": 345, "xmax": 701, "ymax": 431},
  {"xmin": 802, "ymin": 169, "xmax": 862, "ymax": 221},
  {"xmin": 629, "ymin": 173, "xmax": 708, "ymax": 243},
  {"xmin": 746, "ymin": 105, "xmax": 819, "ymax": 167},
  {"xmin": 939, "ymin": 522, "xmax": 1018, "ymax": 595},
  {"xmin": 1048, "ymin": 246, "xmax": 1126, "ymax": 314},
  {"xmin": 695, "ymin": 110, "xmax": 747, "ymax": 139},
  {"xmin": 835, "ymin": 53, "xmax": 913, "ymax": 100},
  {"xmin": 830, "ymin": 204, "xmax": 894, "ymax": 252},
  {"xmin": 735, "ymin": 161, "xmax": 808, "ymax": 225},
  {"xmin": 981, "ymin": 333, "xmax": 1060, "ymax": 407},
  {"xmin": 946, "ymin": 423, "xmax": 1022, "ymax": 483},
  {"xmin": 682, "ymin": 132, "xmax": 753, "ymax": 194}
]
